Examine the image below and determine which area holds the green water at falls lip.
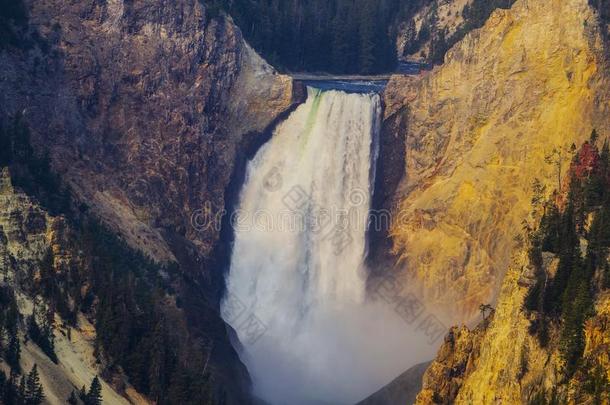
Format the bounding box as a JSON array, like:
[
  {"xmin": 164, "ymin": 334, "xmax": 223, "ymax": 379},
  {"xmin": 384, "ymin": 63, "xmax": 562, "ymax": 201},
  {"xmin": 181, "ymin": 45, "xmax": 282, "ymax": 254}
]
[
  {"xmin": 221, "ymin": 88, "xmax": 435, "ymax": 405},
  {"xmin": 298, "ymin": 88, "xmax": 323, "ymax": 155}
]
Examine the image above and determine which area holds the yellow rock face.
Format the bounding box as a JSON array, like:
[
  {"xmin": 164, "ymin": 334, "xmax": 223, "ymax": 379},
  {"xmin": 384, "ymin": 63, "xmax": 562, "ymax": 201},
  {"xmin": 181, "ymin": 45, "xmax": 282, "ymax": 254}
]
[
  {"xmin": 415, "ymin": 245, "xmax": 610, "ymax": 403},
  {"xmin": 385, "ymin": 0, "xmax": 610, "ymax": 320},
  {"xmin": 452, "ymin": 251, "xmax": 560, "ymax": 404}
]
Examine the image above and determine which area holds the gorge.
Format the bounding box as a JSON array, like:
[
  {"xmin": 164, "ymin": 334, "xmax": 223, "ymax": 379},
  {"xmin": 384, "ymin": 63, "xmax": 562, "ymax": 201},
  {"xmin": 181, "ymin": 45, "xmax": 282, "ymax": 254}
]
[{"xmin": 0, "ymin": 0, "xmax": 609, "ymax": 403}]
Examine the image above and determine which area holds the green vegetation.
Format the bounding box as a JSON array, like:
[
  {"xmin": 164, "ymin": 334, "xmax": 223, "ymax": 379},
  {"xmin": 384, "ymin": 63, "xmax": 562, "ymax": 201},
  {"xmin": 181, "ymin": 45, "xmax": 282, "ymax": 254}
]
[
  {"xmin": 524, "ymin": 131, "xmax": 610, "ymax": 382},
  {"xmin": 0, "ymin": 350, "xmax": 44, "ymax": 405},
  {"xmin": 0, "ymin": 0, "xmax": 28, "ymax": 48},
  {"xmin": 206, "ymin": 0, "xmax": 518, "ymax": 73},
  {"xmin": 0, "ymin": 116, "xmax": 219, "ymax": 404},
  {"xmin": 0, "ymin": 364, "xmax": 45, "ymax": 405},
  {"xmin": 79, "ymin": 376, "xmax": 102, "ymax": 405},
  {"xmin": 0, "ymin": 286, "xmax": 21, "ymax": 372},
  {"xmin": 0, "ymin": 114, "xmax": 71, "ymax": 216},
  {"xmin": 411, "ymin": 0, "xmax": 517, "ymax": 64},
  {"xmin": 24, "ymin": 365, "xmax": 44, "ymax": 405},
  {"xmin": 67, "ymin": 390, "xmax": 78, "ymax": 404},
  {"xmin": 204, "ymin": 0, "xmax": 419, "ymax": 74},
  {"xmin": 27, "ymin": 304, "xmax": 58, "ymax": 364}
]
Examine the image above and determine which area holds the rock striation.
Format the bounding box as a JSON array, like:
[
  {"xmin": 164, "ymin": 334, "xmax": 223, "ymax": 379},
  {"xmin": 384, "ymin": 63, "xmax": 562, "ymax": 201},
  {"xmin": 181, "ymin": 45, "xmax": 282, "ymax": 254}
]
[
  {"xmin": 382, "ymin": 0, "xmax": 610, "ymax": 321},
  {"xmin": 0, "ymin": 0, "xmax": 302, "ymax": 264},
  {"xmin": 415, "ymin": 251, "xmax": 610, "ymax": 404}
]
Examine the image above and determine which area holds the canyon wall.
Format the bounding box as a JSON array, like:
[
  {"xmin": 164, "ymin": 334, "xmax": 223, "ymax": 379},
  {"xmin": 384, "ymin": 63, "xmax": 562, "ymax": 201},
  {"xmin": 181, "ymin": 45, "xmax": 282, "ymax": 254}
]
[
  {"xmin": 0, "ymin": 0, "xmax": 303, "ymax": 402},
  {"xmin": 396, "ymin": 0, "xmax": 472, "ymax": 62},
  {"xmin": 416, "ymin": 241, "xmax": 610, "ymax": 403},
  {"xmin": 0, "ymin": 168, "xmax": 150, "ymax": 404},
  {"xmin": 382, "ymin": 0, "xmax": 610, "ymax": 321},
  {"xmin": 1, "ymin": 0, "xmax": 302, "ymax": 264}
]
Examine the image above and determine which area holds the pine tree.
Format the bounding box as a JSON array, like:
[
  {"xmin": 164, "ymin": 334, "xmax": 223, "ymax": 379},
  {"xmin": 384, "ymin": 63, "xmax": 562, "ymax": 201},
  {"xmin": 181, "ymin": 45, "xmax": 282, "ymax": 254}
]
[
  {"xmin": 358, "ymin": 1, "xmax": 376, "ymax": 74},
  {"xmin": 6, "ymin": 331, "xmax": 20, "ymax": 372},
  {"xmin": 601, "ymin": 138, "xmax": 610, "ymax": 169},
  {"xmin": 540, "ymin": 202, "xmax": 562, "ymax": 252},
  {"xmin": 4, "ymin": 369, "xmax": 19, "ymax": 405},
  {"xmin": 79, "ymin": 385, "xmax": 87, "ymax": 401},
  {"xmin": 543, "ymin": 201, "xmax": 579, "ymax": 315},
  {"xmin": 85, "ymin": 376, "xmax": 102, "ymax": 405},
  {"xmin": 330, "ymin": 9, "xmax": 350, "ymax": 73},
  {"xmin": 18, "ymin": 375, "xmax": 26, "ymax": 404},
  {"xmin": 25, "ymin": 364, "xmax": 44, "ymax": 405},
  {"xmin": 27, "ymin": 305, "xmax": 57, "ymax": 364},
  {"xmin": 67, "ymin": 390, "xmax": 78, "ymax": 405},
  {"xmin": 559, "ymin": 276, "xmax": 592, "ymax": 377},
  {"xmin": 0, "ymin": 121, "xmax": 10, "ymax": 166}
]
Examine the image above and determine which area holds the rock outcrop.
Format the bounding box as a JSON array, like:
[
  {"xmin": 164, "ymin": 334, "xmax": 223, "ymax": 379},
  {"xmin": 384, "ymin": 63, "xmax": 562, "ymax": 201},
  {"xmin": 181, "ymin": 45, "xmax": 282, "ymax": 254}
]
[
  {"xmin": 385, "ymin": 1, "xmax": 610, "ymax": 401},
  {"xmin": 1, "ymin": 0, "xmax": 302, "ymax": 264},
  {"xmin": 415, "ymin": 250, "xmax": 610, "ymax": 404},
  {"xmin": 396, "ymin": 0, "xmax": 472, "ymax": 62},
  {"xmin": 382, "ymin": 0, "xmax": 610, "ymax": 320},
  {"xmin": 415, "ymin": 323, "xmax": 486, "ymax": 404}
]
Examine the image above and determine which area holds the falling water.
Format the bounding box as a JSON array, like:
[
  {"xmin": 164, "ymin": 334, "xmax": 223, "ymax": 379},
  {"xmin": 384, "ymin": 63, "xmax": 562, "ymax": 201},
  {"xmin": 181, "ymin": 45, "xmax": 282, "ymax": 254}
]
[{"xmin": 222, "ymin": 88, "xmax": 434, "ymax": 404}]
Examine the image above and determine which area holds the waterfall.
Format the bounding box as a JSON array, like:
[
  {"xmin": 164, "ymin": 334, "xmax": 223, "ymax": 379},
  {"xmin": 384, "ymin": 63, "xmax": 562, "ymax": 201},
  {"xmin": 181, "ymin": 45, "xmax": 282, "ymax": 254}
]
[{"xmin": 222, "ymin": 88, "xmax": 433, "ymax": 405}]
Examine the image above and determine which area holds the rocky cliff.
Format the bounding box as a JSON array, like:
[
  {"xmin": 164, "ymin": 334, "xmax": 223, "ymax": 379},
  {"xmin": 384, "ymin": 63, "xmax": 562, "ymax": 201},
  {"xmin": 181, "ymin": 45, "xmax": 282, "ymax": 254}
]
[
  {"xmin": 396, "ymin": 0, "xmax": 472, "ymax": 62},
  {"xmin": 395, "ymin": 0, "xmax": 519, "ymax": 65},
  {"xmin": 0, "ymin": 0, "xmax": 303, "ymax": 403},
  {"xmin": 381, "ymin": 0, "xmax": 610, "ymax": 402},
  {"xmin": 0, "ymin": 168, "xmax": 150, "ymax": 404},
  {"xmin": 1, "ymin": 0, "xmax": 302, "ymax": 264},
  {"xmin": 416, "ymin": 238, "xmax": 610, "ymax": 403},
  {"xmin": 381, "ymin": 0, "xmax": 610, "ymax": 321}
]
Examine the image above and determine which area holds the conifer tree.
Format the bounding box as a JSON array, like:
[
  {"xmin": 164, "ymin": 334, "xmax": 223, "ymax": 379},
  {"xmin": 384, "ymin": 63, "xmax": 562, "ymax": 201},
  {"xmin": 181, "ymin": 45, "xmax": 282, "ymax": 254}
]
[
  {"xmin": 25, "ymin": 364, "xmax": 44, "ymax": 405},
  {"xmin": 559, "ymin": 276, "xmax": 592, "ymax": 377},
  {"xmin": 18, "ymin": 375, "xmax": 26, "ymax": 404},
  {"xmin": 86, "ymin": 376, "xmax": 102, "ymax": 405},
  {"xmin": 4, "ymin": 369, "xmax": 20, "ymax": 405},
  {"xmin": 543, "ymin": 201, "xmax": 579, "ymax": 315},
  {"xmin": 358, "ymin": 1, "xmax": 377, "ymax": 73},
  {"xmin": 27, "ymin": 305, "xmax": 57, "ymax": 364},
  {"xmin": 0, "ymin": 122, "xmax": 10, "ymax": 166},
  {"xmin": 67, "ymin": 390, "xmax": 78, "ymax": 405},
  {"xmin": 6, "ymin": 332, "xmax": 20, "ymax": 372}
]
